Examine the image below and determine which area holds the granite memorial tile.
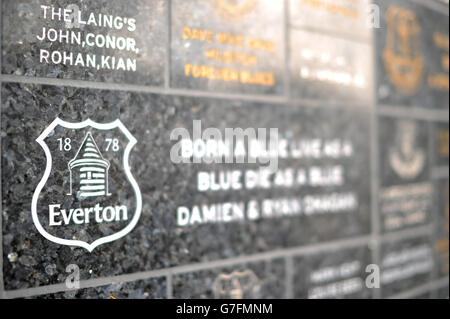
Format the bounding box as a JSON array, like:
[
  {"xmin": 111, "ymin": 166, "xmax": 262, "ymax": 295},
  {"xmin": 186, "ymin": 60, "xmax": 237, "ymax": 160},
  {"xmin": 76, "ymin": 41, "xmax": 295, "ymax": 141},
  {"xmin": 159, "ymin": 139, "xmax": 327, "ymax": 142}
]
[
  {"xmin": 172, "ymin": 260, "xmax": 285, "ymax": 299},
  {"xmin": 1, "ymin": 0, "xmax": 167, "ymax": 86},
  {"xmin": 163, "ymin": 100, "xmax": 372, "ymax": 255},
  {"xmin": 380, "ymin": 236, "xmax": 435, "ymax": 298},
  {"xmin": 293, "ymin": 245, "xmax": 372, "ymax": 299},
  {"xmin": 289, "ymin": 0, "xmax": 372, "ymax": 39},
  {"xmin": 434, "ymin": 179, "xmax": 449, "ymax": 279},
  {"xmin": 1, "ymin": 83, "xmax": 179, "ymax": 290},
  {"xmin": 433, "ymin": 122, "xmax": 449, "ymax": 167},
  {"xmin": 32, "ymin": 277, "xmax": 167, "ymax": 299},
  {"xmin": 378, "ymin": 117, "xmax": 432, "ymax": 233},
  {"xmin": 170, "ymin": 0, "xmax": 284, "ymax": 95},
  {"xmin": 374, "ymin": 0, "xmax": 449, "ymax": 109},
  {"xmin": 289, "ymin": 28, "xmax": 372, "ymax": 104},
  {"xmin": 1, "ymin": 82, "xmax": 371, "ymax": 290}
]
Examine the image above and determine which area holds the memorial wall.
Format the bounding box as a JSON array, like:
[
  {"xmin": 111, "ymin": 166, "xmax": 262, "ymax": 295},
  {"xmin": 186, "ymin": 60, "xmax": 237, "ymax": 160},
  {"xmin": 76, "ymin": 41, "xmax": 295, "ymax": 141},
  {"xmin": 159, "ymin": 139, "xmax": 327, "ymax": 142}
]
[{"xmin": 0, "ymin": 0, "xmax": 448, "ymax": 299}]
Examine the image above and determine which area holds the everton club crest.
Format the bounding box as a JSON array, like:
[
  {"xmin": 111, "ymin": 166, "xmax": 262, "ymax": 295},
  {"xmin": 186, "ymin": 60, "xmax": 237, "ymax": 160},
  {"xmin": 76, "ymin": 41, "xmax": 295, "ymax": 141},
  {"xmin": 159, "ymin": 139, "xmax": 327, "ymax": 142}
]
[
  {"xmin": 32, "ymin": 118, "xmax": 142, "ymax": 252},
  {"xmin": 212, "ymin": 270, "xmax": 260, "ymax": 299},
  {"xmin": 383, "ymin": 6, "xmax": 424, "ymax": 95}
]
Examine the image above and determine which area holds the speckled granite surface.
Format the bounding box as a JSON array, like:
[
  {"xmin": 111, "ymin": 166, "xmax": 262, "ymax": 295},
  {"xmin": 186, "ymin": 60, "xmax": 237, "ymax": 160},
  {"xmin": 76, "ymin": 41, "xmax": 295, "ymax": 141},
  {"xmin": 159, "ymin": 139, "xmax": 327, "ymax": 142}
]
[
  {"xmin": 171, "ymin": 0, "xmax": 284, "ymax": 95},
  {"xmin": 172, "ymin": 260, "xmax": 286, "ymax": 299},
  {"xmin": 2, "ymin": 0, "xmax": 167, "ymax": 85},
  {"xmin": 294, "ymin": 245, "xmax": 373, "ymax": 299},
  {"xmin": 380, "ymin": 236, "xmax": 435, "ymax": 298},
  {"xmin": 1, "ymin": 82, "xmax": 371, "ymax": 290},
  {"xmin": 374, "ymin": 0, "xmax": 449, "ymax": 109},
  {"xmin": 32, "ymin": 277, "xmax": 167, "ymax": 299},
  {"xmin": 0, "ymin": 0, "xmax": 448, "ymax": 299}
]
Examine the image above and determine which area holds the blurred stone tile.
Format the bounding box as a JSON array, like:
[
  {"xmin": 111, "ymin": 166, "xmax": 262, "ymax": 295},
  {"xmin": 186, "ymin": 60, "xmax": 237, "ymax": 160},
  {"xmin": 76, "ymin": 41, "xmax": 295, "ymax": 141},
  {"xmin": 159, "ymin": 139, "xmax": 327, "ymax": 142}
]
[
  {"xmin": 170, "ymin": 0, "xmax": 285, "ymax": 95},
  {"xmin": 434, "ymin": 179, "xmax": 449, "ymax": 278},
  {"xmin": 293, "ymin": 245, "xmax": 373, "ymax": 299},
  {"xmin": 380, "ymin": 236, "xmax": 435, "ymax": 298},
  {"xmin": 409, "ymin": 292, "xmax": 432, "ymax": 299},
  {"xmin": 289, "ymin": 29, "xmax": 372, "ymax": 104},
  {"xmin": 374, "ymin": 0, "xmax": 449, "ymax": 109},
  {"xmin": 290, "ymin": 0, "xmax": 372, "ymax": 39},
  {"xmin": 172, "ymin": 259, "xmax": 285, "ymax": 299},
  {"xmin": 31, "ymin": 277, "xmax": 166, "ymax": 299},
  {"xmin": 436, "ymin": 285, "xmax": 449, "ymax": 299},
  {"xmin": 378, "ymin": 117, "xmax": 432, "ymax": 233}
]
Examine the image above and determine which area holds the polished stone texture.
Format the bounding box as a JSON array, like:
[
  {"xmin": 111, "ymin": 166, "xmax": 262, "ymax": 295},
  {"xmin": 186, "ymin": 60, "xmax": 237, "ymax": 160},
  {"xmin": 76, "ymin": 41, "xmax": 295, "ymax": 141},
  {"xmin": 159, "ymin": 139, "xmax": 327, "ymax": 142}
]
[
  {"xmin": 380, "ymin": 236, "xmax": 435, "ymax": 298},
  {"xmin": 2, "ymin": 82, "xmax": 370, "ymax": 289},
  {"xmin": 374, "ymin": 0, "xmax": 449, "ymax": 109},
  {"xmin": 434, "ymin": 179, "xmax": 449, "ymax": 278},
  {"xmin": 437, "ymin": 285, "xmax": 449, "ymax": 299},
  {"xmin": 410, "ymin": 292, "xmax": 432, "ymax": 299},
  {"xmin": 2, "ymin": 0, "xmax": 167, "ymax": 86},
  {"xmin": 33, "ymin": 277, "xmax": 167, "ymax": 299},
  {"xmin": 172, "ymin": 260, "xmax": 285, "ymax": 299},
  {"xmin": 378, "ymin": 117, "xmax": 432, "ymax": 233},
  {"xmin": 293, "ymin": 245, "xmax": 372, "ymax": 299},
  {"xmin": 433, "ymin": 122, "xmax": 449, "ymax": 167},
  {"xmin": 378, "ymin": 117, "xmax": 430, "ymax": 187},
  {"xmin": 0, "ymin": 0, "xmax": 448, "ymax": 300},
  {"xmin": 290, "ymin": 0, "xmax": 372, "ymax": 39},
  {"xmin": 171, "ymin": 0, "xmax": 284, "ymax": 95},
  {"xmin": 290, "ymin": 29, "xmax": 373, "ymax": 104}
]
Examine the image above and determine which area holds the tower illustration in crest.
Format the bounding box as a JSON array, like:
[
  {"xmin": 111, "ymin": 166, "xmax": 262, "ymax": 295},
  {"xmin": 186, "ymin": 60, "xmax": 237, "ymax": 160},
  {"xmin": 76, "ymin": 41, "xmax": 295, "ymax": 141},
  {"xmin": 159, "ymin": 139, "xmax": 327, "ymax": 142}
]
[{"xmin": 68, "ymin": 132, "xmax": 111, "ymax": 198}]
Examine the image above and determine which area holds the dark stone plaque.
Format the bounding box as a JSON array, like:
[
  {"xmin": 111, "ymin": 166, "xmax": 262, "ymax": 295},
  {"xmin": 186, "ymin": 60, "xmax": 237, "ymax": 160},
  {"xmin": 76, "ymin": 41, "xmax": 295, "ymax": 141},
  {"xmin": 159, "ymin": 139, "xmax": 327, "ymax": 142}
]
[
  {"xmin": 289, "ymin": 29, "xmax": 372, "ymax": 104},
  {"xmin": 289, "ymin": 0, "xmax": 372, "ymax": 39},
  {"xmin": 378, "ymin": 117, "xmax": 432, "ymax": 233},
  {"xmin": 1, "ymin": 82, "xmax": 370, "ymax": 289},
  {"xmin": 1, "ymin": 0, "xmax": 167, "ymax": 86},
  {"xmin": 172, "ymin": 260, "xmax": 285, "ymax": 299},
  {"xmin": 433, "ymin": 122, "xmax": 449, "ymax": 167},
  {"xmin": 380, "ymin": 236, "xmax": 435, "ymax": 298},
  {"xmin": 0, "ymin": 0, "xmax": 447, "ymax": 301},
  {"xmin": 374, "ymin": 0, "xmax": 449, "ymax": 109},
  {"xmin": 293, "ymin": 245, "xmax": 372, "ymax": 299},
  {"xmin": 434, "ymin": 179, "xmax": 449, "ymax": 279},
  {"xmin": 32, "ymin": 277, "xmax": 167, "ymax": 299},
  {"xmin": 170, "ymin": 0, "xmax": 284, "ymax": 95}
]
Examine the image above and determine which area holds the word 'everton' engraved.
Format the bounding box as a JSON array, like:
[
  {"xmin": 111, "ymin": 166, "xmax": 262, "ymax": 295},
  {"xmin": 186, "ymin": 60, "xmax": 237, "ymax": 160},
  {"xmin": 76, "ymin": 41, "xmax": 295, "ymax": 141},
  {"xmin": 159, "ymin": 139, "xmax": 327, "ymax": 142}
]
[{"xmin": 49, "ymin": 204, "xmax": 128, "ymax": 226}]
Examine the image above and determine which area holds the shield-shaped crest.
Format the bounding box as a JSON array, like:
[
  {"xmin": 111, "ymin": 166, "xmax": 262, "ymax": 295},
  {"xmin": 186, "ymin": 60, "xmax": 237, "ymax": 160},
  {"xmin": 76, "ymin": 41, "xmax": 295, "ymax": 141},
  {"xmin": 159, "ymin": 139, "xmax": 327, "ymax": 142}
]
[
  {"xmin": 383, "ymin": 6, "xmax": 424, "ymax": 95},
  {"xmin": 32, "ymin": 118, "xmax": 142, "ymax": 252},
  {"xmin": 389, "ymin": 120, "xmax": 425, "ymax": 180}
]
